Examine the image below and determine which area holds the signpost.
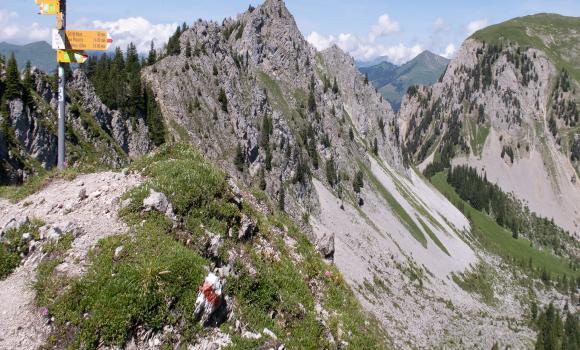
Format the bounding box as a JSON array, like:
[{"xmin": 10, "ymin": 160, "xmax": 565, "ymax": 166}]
[
  {"xmin": 35, "ymin": 0, "xmax": 112, "ymax": 169},
  {"xmin": 52, "ymin": 29, "xmax": 113, "ymax": 51},
  {"xmin": 35, "ymin": 0, "xmax": 60, "ymax": 15}
]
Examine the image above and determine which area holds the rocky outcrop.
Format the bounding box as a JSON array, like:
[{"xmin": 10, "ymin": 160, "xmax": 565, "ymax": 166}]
[
  {"xmin": 142, "ymin": 189, "xmax": 178, "ymax": 223},
  {"xmin": 142, "ymin": 0, "xmax": 402, "ymax": 223},
  {"xmin": 68, "ymin": 70, "xmax": 152, "ymax": 157},
  {"xmin": 0, "ymin": 68, "xmax": 153, "ymax": 185},
  {"xmin": 399, "ymin": 31, "xmax": 580, "ymax": 234},
  {"xmin": 9, "ymin": 99, "xmax": 57, "ymax": 169},
  {"xmin": 315, "ymin": 232, "xmax": 334, "ymax": 260}
]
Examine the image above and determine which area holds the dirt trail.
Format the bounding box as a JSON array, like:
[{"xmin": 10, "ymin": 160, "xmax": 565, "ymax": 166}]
[{"xmin": 0, "ymin": 171, "xmax": 142, "ymax": 350}]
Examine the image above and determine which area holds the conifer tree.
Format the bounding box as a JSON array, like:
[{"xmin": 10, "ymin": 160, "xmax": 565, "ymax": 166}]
[
  {"xmin": 185, "ymin": 41, "xmax": 192, "ymax": 58},
  {"xmin": 353, "ymin": 170, "xmax": 364, "ymax": 193},
  {"xmin": 326, "ymin": 156, "xmax": 337, "ymax": 187},
  {"xmin": 144, "ymin": 86, "xmax": 165, "ymax": 146},
  {"xmin": 535, "ymin": 303, "xmax": 564, "ymax": 350},
  {"xmin": 147, "ymin": 41, "xmax": 157, "ymax": 65},
  {"xmin": 23, "ymin": 61, "xmax": 33, "ymax": 91},
  {"xmin": 234, "ymin": 144, "xmax": 245, "ymax": 171},
  {"xmin": 259, "ymin": 169, "xmax": 267, "ymax": 191},
  {"xmin": 22, "ymin": 61, "xmax": 34, "ymax": 106},
  {"xmin": 562, "ymin": 313, "xmax": 580, "ymax": 350},
  {"xmin": 126, "ymin": 43, "xmax": 143, "ymax": 119},
  {"xmin": 4, "ymin": 54, "xmax": 21, "ymax": 100},
  {"xmin": 218, "ymin": 88, "xmax": 228, "ymax": 113},
  {"xmin": 308, "ymin": 88, "xmax": 316, "ymax": 112},
  {"xmin": 167, "ymin": 26, "xmax": 182, "ymax": 56}
]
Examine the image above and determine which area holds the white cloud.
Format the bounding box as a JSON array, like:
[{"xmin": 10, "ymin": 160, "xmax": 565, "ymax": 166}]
[
  {"xmin": 466, "ymin": 19, "xmax": 488, "ymax": 36},
  {"xmin": 0, "ymin": 12, "xmax": 175, "ymax": 53},
  {"xmin": 307, "ymin": 13, "xmax": 420, "ymax": 64},
  {"xmin": 441, "ymin": 43, "xmax": 456, "ymax": 58},
  {"xmin": 306, "ymin": 32, "xmax": 335, "ymax": 51},
  {"xmin": 307, "ymin": 31, "xmax": 421, "ymax": 64},
  {"xmin": 433, "ymin": 18, "xmax": 447, "ymax": 33},
  {"xmin": 0, "ymin": 9, "xmax": 50, "ymax": 43},
  {"xmin": 91, "ymin": 17, "xmax": 178, "ymax": 53},
  {"xmin": 369, "ymin": 14, "xmax": 400, "ymax": 42}
]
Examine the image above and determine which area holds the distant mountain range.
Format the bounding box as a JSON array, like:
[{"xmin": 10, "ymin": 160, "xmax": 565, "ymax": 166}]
[
  {"xmin": 0, "ymin": 41, "xmax": 56, "ymax": 73},
  {"xmin": 359, "ymin": 50, "xmax": 450, "ymax": 111},
  {"xmin": 355, "ymin": 56, "xmax": 392, "ymax": 68}
]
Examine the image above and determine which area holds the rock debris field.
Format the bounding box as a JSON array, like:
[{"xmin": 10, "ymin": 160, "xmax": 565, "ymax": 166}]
[{"xmin": 0, "ymin": 171, "xmax": 142, "ymax": 350}]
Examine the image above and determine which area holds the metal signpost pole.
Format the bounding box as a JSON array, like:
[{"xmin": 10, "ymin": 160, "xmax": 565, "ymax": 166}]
[
  {"xmin": 57, "ymin": 0, "xmax": 66, "ymax": 169},
  {"xmin": 37, "ymin": 0, "xmax": 109, "ymax": 170}
]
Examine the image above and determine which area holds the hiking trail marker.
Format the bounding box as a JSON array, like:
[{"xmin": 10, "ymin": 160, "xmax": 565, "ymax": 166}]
[
  {"xmin": 57, "ymin": 50, "xmax": 89, "ymax": 64},
  {"xmin": 34, "ymin": 0, "xmax": 112, "ymax": 169}
]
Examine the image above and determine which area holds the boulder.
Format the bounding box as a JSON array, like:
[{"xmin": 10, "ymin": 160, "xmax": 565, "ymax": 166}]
[
  {"xmin": 263, "ymin": 328, "xmax": 278, "ymax": 340},
  {"xmin": 114, "ymin": 246, "xmax": 124, "ymax": 259},
  {"xmin": 242, "ymin": 331, "xmax": 262, "ymax": 340},
  {"xmin": 2, "ymin": 216, "xmax": 30, "ymax": 236},
  {"xmin": 316, "ymin": 233, "xmax": 335, "ymax": 260},
  {"xmin": 238, "ymin": 215, "xmax": 257, "ymax": 240},
  {"xmin": 227, "ymin": 178, "xmax": 243, "ymax": 206},
  {"xmin": 46, "ymin": 227, "xmax": 62, "ymax": 241},
  {"xmin": 143, "ymin": 190, "xmax": 171, "ymax": 213},
  {"xmin": 143, "ymin": 190, "xmax": 178, "ymax": 223},
  {"xmin": 208, "ymin": 232, "xmax": 224, "ymax": 259},
  {"xmin": 78, "ymin": 188, "xmax": 87, "ymax": 201},
  {"xmin": 55, "ymin": 221, "xmax": 79, "ymax": 237}
]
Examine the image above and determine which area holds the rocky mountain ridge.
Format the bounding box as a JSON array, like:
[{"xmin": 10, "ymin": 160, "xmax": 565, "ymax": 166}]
[
  {"xmin": 142, "ymin": 0, "xmax": 402, "ymax": 220},
  {"xmin": 399, "ymin": 14, "xmax": 580, "ymax": 236}
]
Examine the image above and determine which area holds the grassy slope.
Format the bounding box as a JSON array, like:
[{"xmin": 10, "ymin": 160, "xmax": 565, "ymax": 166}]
[
  {"xmin": 359, "ymin": 161, "xmax": 427, "ymax": 247},
  {"xmin": 34, "ymin": 145, "xmax": 390, "ymax": 349},
  {"xmin": 430, "ymin": 172, "xmax": 577, "ymax": 278},
  {"xmin": 471, "ymin": 14, "xmax": 580, "ymax": 83}
]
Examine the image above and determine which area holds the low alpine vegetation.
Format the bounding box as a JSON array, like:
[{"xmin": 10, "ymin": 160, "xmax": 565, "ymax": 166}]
[{"xmin": 35, "ymin": 145, "xmax": 390, "ymax": 349}]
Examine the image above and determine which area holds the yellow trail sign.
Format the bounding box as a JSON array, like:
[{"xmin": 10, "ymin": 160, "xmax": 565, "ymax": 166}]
[
  {"xmin": 57, "ymin": 50, "xmax": 88, "ymax": 64},
  {"xmin": 52, "ymin": 29, "xmax": 113, "ymax": 51},
  {"xmin": 35, "ymin": 0, "xmax": 60, "ymax": 15}
]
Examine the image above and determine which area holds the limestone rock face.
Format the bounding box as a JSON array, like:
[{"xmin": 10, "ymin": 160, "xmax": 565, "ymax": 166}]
[
  {"xmin": 142, "ymin": 0, "xmax": 403, "ymax": 222},
  {"xmin": 399, "ymin": 37, "xmax": 580, "ymax": 234},
  {"xmin": 9, "ymin": 99, "xmax": 57, "ymax": 169},
  {"xmin": 68, "ymin": 70, "xmax": 152, "ymax": 157},
  {"xmin": 0, "ymin": 68, "xmax": 153, "ymax": 185}
]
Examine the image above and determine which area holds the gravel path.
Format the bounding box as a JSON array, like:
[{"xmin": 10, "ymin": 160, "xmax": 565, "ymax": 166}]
[{"xmin": 0, "ymin": 171, "xmax": 142, "ymax": 350}]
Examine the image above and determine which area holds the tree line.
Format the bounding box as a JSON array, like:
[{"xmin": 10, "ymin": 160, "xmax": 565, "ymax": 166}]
[
  {"xmin": 82, "ymin": 43, "xmax": 165, "ymax": 146},
  {"xmin": 447, "ymin": 165, "xmax": 579, "ymax": 260},
  {"xmin": 535, "ymin": 303, "xmax": 580, "ymax": 350}
]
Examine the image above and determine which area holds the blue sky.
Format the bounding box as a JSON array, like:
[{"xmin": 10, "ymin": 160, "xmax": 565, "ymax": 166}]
[{"xmin": 1, "ymin": 0, "xmax": 579, "ymax": 64}]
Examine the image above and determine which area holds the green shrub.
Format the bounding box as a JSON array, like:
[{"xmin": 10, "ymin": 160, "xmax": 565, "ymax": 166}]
[
  {"xmin": 0, "ymin": 219, "xmax": 44, "ymax": 280},
  {"xmin": 44, "ymin": 229, "xmax": 206, "ymax": 348}
]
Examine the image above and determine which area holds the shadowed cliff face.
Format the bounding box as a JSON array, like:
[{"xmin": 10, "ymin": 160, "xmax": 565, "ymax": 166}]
[{"xmin": 0, "ymin": 68, "xmax": 152, "ymax": 185}]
